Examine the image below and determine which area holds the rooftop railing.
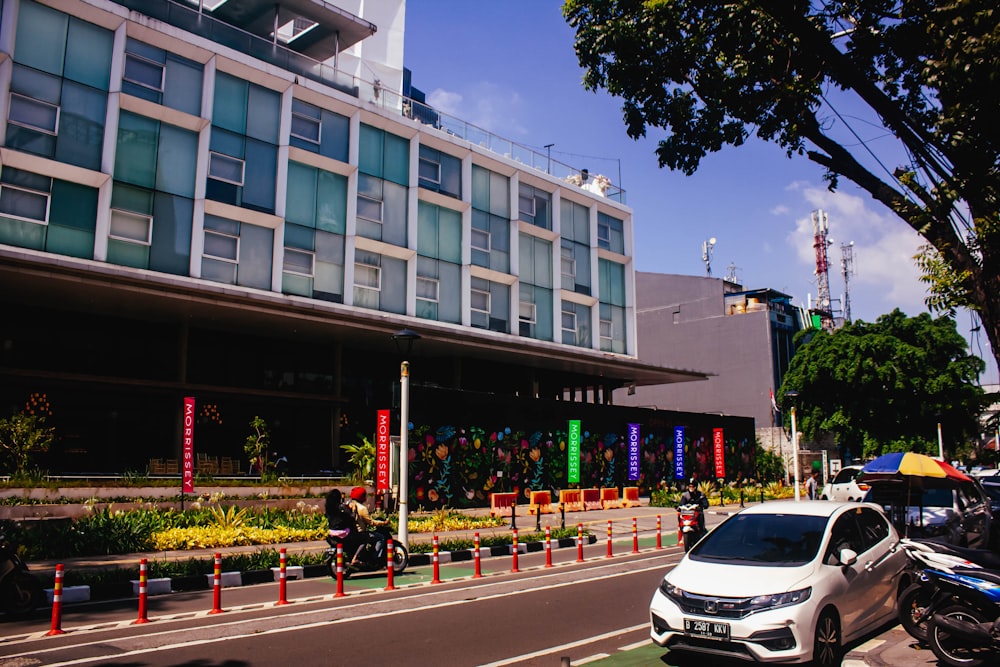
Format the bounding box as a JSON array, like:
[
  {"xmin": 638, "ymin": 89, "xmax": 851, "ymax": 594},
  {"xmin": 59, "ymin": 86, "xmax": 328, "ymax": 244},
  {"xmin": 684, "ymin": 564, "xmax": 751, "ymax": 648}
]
[{"xmin": 111, "ymin": 0, "xmax": 626, "ymax": 203}]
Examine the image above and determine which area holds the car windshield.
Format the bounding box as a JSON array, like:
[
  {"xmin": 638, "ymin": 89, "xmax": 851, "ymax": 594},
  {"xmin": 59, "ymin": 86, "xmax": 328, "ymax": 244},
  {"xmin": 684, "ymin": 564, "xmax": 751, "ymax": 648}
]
[
  {"xmin": 690, "ymin": 513, "xmax": 829, "ymax": 566},
  {"xmin": 982, "ymin": 483, "xmax": 1000, "ymax": 503}
]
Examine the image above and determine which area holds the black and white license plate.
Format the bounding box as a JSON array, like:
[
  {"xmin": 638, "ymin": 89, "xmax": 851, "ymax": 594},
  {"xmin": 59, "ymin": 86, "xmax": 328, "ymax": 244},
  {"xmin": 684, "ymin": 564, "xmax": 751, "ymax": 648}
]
[{"xmin": 683, "ymin": 618, "xmax": 731, "ymax": 640}]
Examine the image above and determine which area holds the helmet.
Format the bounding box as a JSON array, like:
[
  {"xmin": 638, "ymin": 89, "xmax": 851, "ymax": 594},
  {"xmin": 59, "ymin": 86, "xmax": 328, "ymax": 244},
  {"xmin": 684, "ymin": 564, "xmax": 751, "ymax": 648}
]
[
  {"xmin": 688, "ymin": 478, "xmax": 697, "ymax": 486},
  {"xmin": 350, "ymin": 487, "xmax": 367, "ymax": 502}
]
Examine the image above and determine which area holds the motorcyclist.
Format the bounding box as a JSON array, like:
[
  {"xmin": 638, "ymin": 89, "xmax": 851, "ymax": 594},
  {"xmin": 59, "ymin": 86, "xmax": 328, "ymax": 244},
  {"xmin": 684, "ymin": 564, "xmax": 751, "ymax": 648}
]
[
  {"xmin": 324, "ymin": 488, "xmax": 352, "ymax": 546},
  {"xmin": 679, "ymin": 478, "xmax": 709, "ymax": 533},
  {"xmin": 347, "ymin": 487, "xmax": 388, "ymax": 566}
]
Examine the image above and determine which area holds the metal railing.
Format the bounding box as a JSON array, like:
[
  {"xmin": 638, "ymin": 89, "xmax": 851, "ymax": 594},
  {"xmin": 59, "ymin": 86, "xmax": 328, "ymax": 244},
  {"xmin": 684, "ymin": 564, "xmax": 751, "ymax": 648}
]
[{"xmin": 111, "ymin": 0, "xmax": 625, "ymax": 203}]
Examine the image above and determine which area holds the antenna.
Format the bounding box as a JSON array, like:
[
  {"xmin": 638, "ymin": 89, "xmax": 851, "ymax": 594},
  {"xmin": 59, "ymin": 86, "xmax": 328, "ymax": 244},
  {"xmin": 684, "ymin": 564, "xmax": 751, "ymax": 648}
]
[
  {"xmin": 841, "ymin": 241, "xmax": 855, "ymax": 324},
  {"xmin": 702, "ymin": 237, "xmax": 717, "ymax": 277},
  {"xmin": 724, "ymin": 262, "xmax": 741, "ymax": 285},
  {"xmin": 811, "ymin": 210, "xmax": 834, "ymax": 330}
]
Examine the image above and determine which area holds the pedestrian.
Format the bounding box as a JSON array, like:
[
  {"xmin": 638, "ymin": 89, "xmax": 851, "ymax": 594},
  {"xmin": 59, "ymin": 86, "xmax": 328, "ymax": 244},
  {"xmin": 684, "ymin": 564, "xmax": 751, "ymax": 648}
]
[{"xmin": 806, "ymin": 469, "xmax": 821, "ymax": 499}]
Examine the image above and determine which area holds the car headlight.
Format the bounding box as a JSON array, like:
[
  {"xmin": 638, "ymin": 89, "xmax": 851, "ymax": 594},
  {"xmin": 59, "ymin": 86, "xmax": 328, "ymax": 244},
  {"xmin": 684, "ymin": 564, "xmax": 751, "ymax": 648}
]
[
  {"xmin": 747, "ymin": 587, "xmax": 811, "ymax": 612},
  {"xmin": 660, "ymin": 579, "xmax": 683, "ymax": 600}
]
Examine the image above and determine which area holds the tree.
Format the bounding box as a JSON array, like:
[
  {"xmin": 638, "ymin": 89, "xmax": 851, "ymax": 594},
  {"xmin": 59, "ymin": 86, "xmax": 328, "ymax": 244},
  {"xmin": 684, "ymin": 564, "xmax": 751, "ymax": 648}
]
[
  {"xmin": 243, "ymin": 416, "xmax": 271, "ymax": 481},
  {"xmin": 0, "ymin": 412, "xmax": 54, "ymax": 476},
  {"xmin": 340, "ymin": 434, "xmax": 376, "ymax": 484},
  {"xmin": 777, "ymin": 309, "xmax": 985, "ymax": 460},
  {"xmin": 564, "ymin": 0, "xmax": 1000, "ymax": 372}
]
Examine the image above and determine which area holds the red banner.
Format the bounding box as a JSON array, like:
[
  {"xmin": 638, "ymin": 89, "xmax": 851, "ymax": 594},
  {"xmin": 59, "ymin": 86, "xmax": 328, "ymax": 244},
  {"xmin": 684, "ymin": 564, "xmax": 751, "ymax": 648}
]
[
  {"xmin": 182, "ymin": 397, "xmax": 195, "ymax": 493},
  {"xmin": 376, "ymin": 409, "xmax": 391, "ymax": 491},
  {"xmin": 713, "ymin": 428, "xmax": 725, "ymax": 479}
]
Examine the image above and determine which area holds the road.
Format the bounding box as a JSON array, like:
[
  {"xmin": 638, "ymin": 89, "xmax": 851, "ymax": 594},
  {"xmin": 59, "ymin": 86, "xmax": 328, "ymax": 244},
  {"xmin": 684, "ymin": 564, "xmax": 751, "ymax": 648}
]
[{"xmin": 0, "ymin": 507, "xmax": 942, "ymax": 666}]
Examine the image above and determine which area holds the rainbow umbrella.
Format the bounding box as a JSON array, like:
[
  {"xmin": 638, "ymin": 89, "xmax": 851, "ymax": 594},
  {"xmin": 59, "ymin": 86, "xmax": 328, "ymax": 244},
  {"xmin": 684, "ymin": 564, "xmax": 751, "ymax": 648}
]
[{"xmin": 859, "ymin": 451, "xmax": 971, "ymax": 485}]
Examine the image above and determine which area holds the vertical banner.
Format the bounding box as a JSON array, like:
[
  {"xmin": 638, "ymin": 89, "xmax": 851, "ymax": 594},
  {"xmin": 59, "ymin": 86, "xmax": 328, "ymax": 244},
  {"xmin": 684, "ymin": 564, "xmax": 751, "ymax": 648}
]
[
  {"xmin": 567, "ymin": 420, "xmax": 581, "ymax": 484},
  {"xmin": 182, "ymin": 396, "xmax": 195, "ymax": 494},
  {"xmin": 376, "ymin": 409, "xmax": 391, "ymax": 491},
  {"xmin": 627, "ymin": 423, "xmax": 640, "ymax": 481},
  {"xmin": 713, "ymin": 428, "xmax": 726, "ymax": 479},
  {"xmin": 673, "ymin": 426, "xmax": 686, "ymax": 481}
]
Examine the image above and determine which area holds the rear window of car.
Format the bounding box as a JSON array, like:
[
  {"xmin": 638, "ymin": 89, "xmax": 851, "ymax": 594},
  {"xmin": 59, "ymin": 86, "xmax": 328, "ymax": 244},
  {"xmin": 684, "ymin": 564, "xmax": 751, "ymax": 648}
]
[{"xmin": 690, "ymin": 513, "xmax": 829, "ymax": 566}]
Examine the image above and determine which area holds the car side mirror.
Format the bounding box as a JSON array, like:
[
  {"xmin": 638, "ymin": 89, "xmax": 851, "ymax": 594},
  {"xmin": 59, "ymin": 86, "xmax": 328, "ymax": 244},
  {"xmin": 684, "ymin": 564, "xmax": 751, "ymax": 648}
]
[{"xmin": 839, "ymin": 548, "xmax": 858, "ymax": 566}]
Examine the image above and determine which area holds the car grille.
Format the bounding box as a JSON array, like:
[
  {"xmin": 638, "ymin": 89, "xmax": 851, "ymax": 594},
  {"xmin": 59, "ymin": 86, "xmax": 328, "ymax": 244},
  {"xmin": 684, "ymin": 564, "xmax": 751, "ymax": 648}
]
[
  {"xmin": 671, "ymin": 591, "xmax": 755, "ymax": 619},
  {"xmin": 666, "ymin": 634, "xmax": 755, "ymax": 659}
]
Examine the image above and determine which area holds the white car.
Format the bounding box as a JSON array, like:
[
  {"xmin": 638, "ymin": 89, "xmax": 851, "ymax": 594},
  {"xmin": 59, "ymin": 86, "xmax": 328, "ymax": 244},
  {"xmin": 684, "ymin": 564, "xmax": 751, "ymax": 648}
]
[
  {"xmin": 649, "ymin": 501, "xmax": 907, "ymax": 666},
  {"xmin": 820, "ymin": 465, "xmax": 869, "ymax": 501}
]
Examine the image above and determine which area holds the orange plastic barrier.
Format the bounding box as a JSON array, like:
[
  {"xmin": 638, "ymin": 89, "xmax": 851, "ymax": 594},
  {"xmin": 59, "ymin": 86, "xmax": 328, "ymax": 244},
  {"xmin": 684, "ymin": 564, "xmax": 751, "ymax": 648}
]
[
  {"xmin": 490, "ymin": 492, "xmax": 518, "ymax": 518},
  {"xmin": 582, "ymin": 488, "xmax": 602, "ymax": 511},
  {"xmin": 559, "ymin": 489, "xmax": 584, "ymax": 512},
  {"xmin": 600, "ymin": 487, "xmax": 621, "ymax": 509},
  {"xmin": 529, "ymin": 490, "xmax": 554, "ymax": 515},
  {"xmin": 621, "ymin": 486, "xmax": 640, "ymax": 508}
]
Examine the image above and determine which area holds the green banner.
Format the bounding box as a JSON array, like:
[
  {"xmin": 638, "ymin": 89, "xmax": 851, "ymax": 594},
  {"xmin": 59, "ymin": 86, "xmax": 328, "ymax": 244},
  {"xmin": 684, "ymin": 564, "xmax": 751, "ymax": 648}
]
[{"xmin": 568, "ymin": 419, "xmax": 581, "ymax": 483}]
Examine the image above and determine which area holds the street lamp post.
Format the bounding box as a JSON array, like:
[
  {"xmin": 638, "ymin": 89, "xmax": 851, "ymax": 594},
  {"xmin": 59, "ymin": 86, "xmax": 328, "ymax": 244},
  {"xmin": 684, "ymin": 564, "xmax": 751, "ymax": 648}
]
[
  {"xmin": 937, "ymin": 422, "xmax": 944, "ymax": 461},
  {"xmin": 392, "ymin": 328, "xmax": 421, "ymax": 550},
  {"xmin": 785, "ymin": 391, "xmax": 800, "ymax": 501}
]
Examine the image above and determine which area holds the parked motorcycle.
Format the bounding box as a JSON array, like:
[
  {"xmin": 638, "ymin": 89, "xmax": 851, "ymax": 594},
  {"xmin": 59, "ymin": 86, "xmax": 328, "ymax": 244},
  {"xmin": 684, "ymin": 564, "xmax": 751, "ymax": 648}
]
[
  {"xmin": 896, "ymin": 537, "xmax": 1000, "ymax": 642},
  {"xmin": 0, "ymin": 533, "xmax": 44, "ymax": 618},
  {"xmin": 677, "ymin": 503, "xmax": 705, "ymax": 553},
  {"xmin": 325, "ymin": 525, "xmax": 408, "ymax": 579},
  {"xmin": 926, "ymin": 567, "xmax": 1000, "ymax": 666}
]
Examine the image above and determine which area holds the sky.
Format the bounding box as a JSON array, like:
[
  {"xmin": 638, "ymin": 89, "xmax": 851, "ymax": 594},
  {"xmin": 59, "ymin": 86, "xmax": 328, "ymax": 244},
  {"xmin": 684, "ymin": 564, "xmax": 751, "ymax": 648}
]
[{"xmin": 402, "ymin": 1, "xmax": 998, "ymax": 385}]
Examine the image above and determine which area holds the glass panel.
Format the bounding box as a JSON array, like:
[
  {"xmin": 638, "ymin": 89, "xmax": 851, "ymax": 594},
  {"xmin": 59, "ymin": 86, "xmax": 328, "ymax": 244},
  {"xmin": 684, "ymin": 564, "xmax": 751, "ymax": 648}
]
[
  {"xmin": 438, "ymin": 261, "xmax": 461, "ymax": 323},
  {"xmin": 533, "ymin": 238, "xmax": 552, "ymax": 288},
  {"xmin": 210, "ymin": 127, "xmax": 245, "ymax": 158},
  {"xmin": 156, "ymin": 124, "xmax": 198, "ymax": 198},
  {"xmin": 115, "ymin": 111, "xmax": 158, "ymax": 188},
  {"xmin": 242, "ymin": 140, "xmax": 276, "ymax": 212},
  {"xmin": 9, "ymin": 95, "xmax": 58, "ymax": 133},
  {"xmin": 438, "ymin": 207, "xmax": 462, "ymax": 264},
  {"xmin": 383, "ymin": 132, "xmax": 409, "ymax": 186},
  {"xmin": 107, "ymin": 237, "xmax": 149, "ymax": 269},
  {"xmin": 314, "ymin": 231, "xmax": 344, "ymax": 299},
  {"xmin": 56, "ymin": 82, "xmax": 106, "ymax": 170},
  {"xmin": 163, "ymin": 56, "xmax": 203, "ymax": 116},
  {"xmin": 202, "ymin": 256, "xmax": 236, "ymax": 284},
  {"xmin": 357, "ymin": 196, "xmax": 382, "ymax": 223},
  {"xmin": 0, "ymin": 216, "xmax": 46, "ymax": 249},
  {"xmin": 237, "ymin": 223, "xmax": 274, "ymax": 290},
  {"xmin": 472, "ymin": 166, "xmax": 489, "ymax": 210},
  {"xmin": 204, "ymin": 214, "xmax": 239, "ymax": 235},
  {"xmin": 282, "ymin": 272, "xmax": 312, "ymax": 297},
  {"xmin": 286, "ymin": 162, "xmax": 316, "ymax": 227},
  {"xmin": 291, "ymin": 113, "xmax": 320, "ymax": 144},
  {"xmin": 209, "ymin": 153, "xmax": 244, "ymax": 184},
  {"xmin": 319, "ymin": 110, "xmax": 349, "ymax": 163},
  {"xmin": 418, "ymin": 157, "xmax": 440, "ymax": 184},
  {"xmin": 284, "ymin": 248, "xmax": 313, "ymax": 275},
  {"xmin": 11, "ymin": 65, "xmax": 62, "ymax": 105},
  {"xmin": 149, "ymin": 192, "xmax": 192, "ymax": 275},
  {"xmin": 382, "ymin": 181, "xmax": 407, "ymax": 246},
  {"xmin": 416, "ymin": 202, "xmax": 437, "ymax": 258},
  {"xmin": 379, "ymin": 255, "xmax": 406, "ymax": 314},
  {"xmin": 354, "ymin": 263, "xmax": 379, "ymax": 288},
  {"xmin": 358, "ymin": 124, "xmax": 383, "ymax": 177},
  {"xmin": 440, "ymin": 153, "xmax": 461, "ymax": 198},
  {"xmin": 204, "ymin": 230, "xmax": 237, "ymax": 260},
  {"xmin": 49, "ymin": 180, "xmax": 97, "ymax": 230},
  {"xmin": 109, "ymin": 209, "xmax": 151, "ymax": 243},
  {"xmin": 46, "ymin": 223, "xmax": 94, "ymax": 258},
  {"xmin": 315, "ymin": 170, "xmax": 346, "ymax": 233},
  {"xmin": 14, "ymin": 0, "xmax": 68, "ymax": 76},
  {"xmin": 489, "ymin": 171, "xmax": 509, "ymax": 217},
  {"xmin": 247, "ymin": 84, "xmax": 280, "ymax": 144},
  {"xmin": 212, "ymin": 73, "xmax": 247, "ymax": 134},
  {"xmin": 416, "ymin": 276, "xmax": 438, "ymax": 300},
  {"xmin": 64, "ymin": 17, "xmax": 112, "ymax": 90},
  {"xmin": 0, "ymin": 186, "xmax": 48, "ymax": 221},
  {"xmin": 124, "ymin": 55, "xmax": 165, "ymax": 92},
  {"xmin": 284, "ymin": 222, "xmax": 314, "ymax": 250}
]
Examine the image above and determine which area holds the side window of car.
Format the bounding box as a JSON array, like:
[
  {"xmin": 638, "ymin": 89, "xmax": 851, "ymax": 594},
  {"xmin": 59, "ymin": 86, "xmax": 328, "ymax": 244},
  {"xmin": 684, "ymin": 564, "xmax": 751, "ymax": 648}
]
[
  {"xmin": 834, "ymin": 469, "xmax": 852, "ymax": 484},
  {"xmin": 826, "ymin": 513, "xmax": 862, "ymax": 564},
  {"xmin": 855, "ymin": 507, "xmax": 890, "ymax": 551}
]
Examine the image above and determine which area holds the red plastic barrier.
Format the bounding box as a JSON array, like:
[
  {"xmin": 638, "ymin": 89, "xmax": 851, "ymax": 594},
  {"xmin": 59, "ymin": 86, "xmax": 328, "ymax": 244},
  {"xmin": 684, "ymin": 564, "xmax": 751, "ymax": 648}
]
[
  {"xmin": 46, "ymin": 564, "xmax": 66, "ymax": 636},
  {"xmin": 209, "ymin": 553, "xmax": 224, "ymax": 614},
  {"xmin": 606, "ymin": 520, "xmax": 613, "ymax": 558},
  {"xmin": 545, "ymin": 526, "xmax": 553, "ymax": 568},
  {"xmin": 134, "ymin": 558, "xmax": 150, "ymax": 623},
  {"xmin": 385, "ymin": 539, "xmax": 396, "ymax": 591},
  {"xmin": 335, "ymin": 543, "xmax": 345, "ymax": 598},
  {"xmin": 432, "ymin": 535, "xmax": 442, "ymax": 584},
  {"xmin": 511, "ymin": 529, "xmax": 520, "ymax": 573},
  {"xmin": 276, "ymin": 548, "xmax": 289, "ymax": 605},
  {"xmin": 576, "ymin": 524, "xmax": 584, "ymax": 562},
  {"xmin": 656, "ymin": 515, "xmax": 663, "ymax": 550},
  {"xmin": 473, "ymin": 532, "xmax": 483, "ymax": 579}
]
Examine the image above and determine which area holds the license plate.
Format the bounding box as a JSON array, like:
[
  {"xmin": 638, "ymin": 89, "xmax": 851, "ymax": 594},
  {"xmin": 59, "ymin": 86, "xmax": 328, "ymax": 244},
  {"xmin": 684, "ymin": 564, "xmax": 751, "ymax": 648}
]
[{"xmin": 684, "ymin": 618, "xmax": 730, "ymax": 640}]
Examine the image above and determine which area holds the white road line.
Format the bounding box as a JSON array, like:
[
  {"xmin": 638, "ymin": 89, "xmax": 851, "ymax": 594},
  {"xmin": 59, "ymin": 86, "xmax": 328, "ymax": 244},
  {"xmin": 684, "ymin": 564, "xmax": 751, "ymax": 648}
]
[
  {"xmin": 478, "ymin": 623, "xmax": 647, "ymax": 667},
  {"xmin": 9, "ymin": 560, "xmax": 675, "ymax": 666},
  {"xmin": 618, "ymin": 638, "xmax": 651, "ymax": 651},
  {"xmin": 572, "ymin": 653, "xmax": 611, "ymax": 665}
]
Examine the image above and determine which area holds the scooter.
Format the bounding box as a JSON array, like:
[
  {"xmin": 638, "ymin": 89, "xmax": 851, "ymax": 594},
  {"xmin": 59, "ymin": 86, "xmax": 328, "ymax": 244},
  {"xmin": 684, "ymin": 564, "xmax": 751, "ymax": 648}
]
[
  {"xmin": 326, "ymin": 525, "xmax": 409, "ymax": 579},
  {"xmin": 926, "ymin": 567, "xmax": 1000, "ymax": 666},
  {"xmin": 0, "ymin": 532, "xmax": 44, "ymax": 618},
  {"xmin": 677, "ymin": 503, "xmax": 705, "ymax": 552},
  {"xmin": 897, "ymin": 538, "xmax": 1000, "ymax": 642}
]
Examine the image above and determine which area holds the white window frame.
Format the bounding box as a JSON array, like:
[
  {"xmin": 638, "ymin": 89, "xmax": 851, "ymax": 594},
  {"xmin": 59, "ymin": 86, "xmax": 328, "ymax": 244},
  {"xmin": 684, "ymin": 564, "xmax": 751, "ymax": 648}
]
[
  {"xmin": 471, "ymin": 286, "xmax": 491, "ymax": 316},
  {"xmin": 123, "ymin": 52, "xmax": 165, "ymax": 94},
  {"xmin": 354, "ymin": 260, "xmax": 381, "ymax": 291},
  {"xmin": 356, "ymin": 194, "xmax": 384, "ymax": 224},
  {"xmin": 600, "ymin": 317, "xmax": 614, "ymax": 348},
  {"xmin": 109, "ymin": 209, "xmax": 153, "ymax": 245},
  {"xmin": 518, "ymin": 193, "xmax": 536, "ymax": 219},
  {"xmin": 597, "ymin": 221, "xmax": 611, "ymax": 249},
  {"xmin": 8, "ymin": 93, "xmax": 59, "ymax": 135},
  {"xmin": 203, "ymin": 228, "xmax": 239, "ymax": 263},
  {"xmin": 290, "ymin": 109, "xmax": 321, "ymax": 145},
  {"xmin": 562, "ymin": 308, "xmax": 578, "ymax": 339},
  {"xmin": 561, "ymin": 246, "xmax": 576, "ymax": 282},
  {"xmin": 471, "ymin": 227, "xmax": 491, "ymax": 254},
  {"xmin": 416, "ymin": 276, "xmax": 440, "ymax": 303},
  {"xmin": 0, "ymin": 182, "xmax": 51, "ymax": 224},
  {"xmin": 418, "ymin": 156, "xmax": 441, "ymax": 185},
  {"xmin": 208, "ymin": 152, "xmax": 245, "ymax": 186},
  {"xmin": 283, "ymin": 247, "xmax": 315, "ymax": 277}
]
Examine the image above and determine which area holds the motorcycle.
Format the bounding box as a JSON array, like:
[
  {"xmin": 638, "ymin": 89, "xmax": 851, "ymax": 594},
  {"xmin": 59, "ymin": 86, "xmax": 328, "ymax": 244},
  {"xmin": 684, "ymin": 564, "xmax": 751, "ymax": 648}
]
[
  {"xmin": 677, "ymin": 503, "xmax": 706, "ymax": 553},
  {"xmin": 926, "ymin": 567, "xmax": 1000, "ymax": 666},
  {"xmin": 0, "ymin": 533, "xmax": 44, "ymax": 618},
  {"xmin": 896, "ymin": 537, "xmax": 1000, "ymax": 642},
  {"xmin": 325, "ymin": 525, "xmax": 408, "ymax": 579}
]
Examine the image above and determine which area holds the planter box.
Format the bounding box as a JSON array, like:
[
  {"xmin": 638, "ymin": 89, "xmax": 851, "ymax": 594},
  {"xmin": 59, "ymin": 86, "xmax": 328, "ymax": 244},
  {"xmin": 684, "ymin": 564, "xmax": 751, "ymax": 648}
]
[
  {"xmin": 204, "ymin": 571, "xmax": 242, "ymax": 588},
  {"xmin": 271, "ymin": 565, "xmax": 303, "ymax": 582},
  {"xmin": 241, "ymin": 569, "xmax": 274, "ymax": 586},
  {"xmin": 132, "ymin": 577, "xmax": 171, "ymax": 596},
  {"xmin": 90, "ymin": 580, "xmax": 134, "ymax": 601},
  {"xmin": 170, "ymin": 575, "xmax": 208, "ymax": 592},
  {"xmin": 47, "ymin": 585, "xmax": 90, "ymax": 604},
  {"xmin": 302, "ymin": 564, "xmax": 329, "ymax": 579}
]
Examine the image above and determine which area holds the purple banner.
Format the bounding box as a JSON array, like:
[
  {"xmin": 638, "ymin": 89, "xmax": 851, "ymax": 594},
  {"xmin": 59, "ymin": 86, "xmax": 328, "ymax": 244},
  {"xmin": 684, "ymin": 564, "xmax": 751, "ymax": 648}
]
[
  {"xmin": 627, "ymin": 423, "xmax": 640, "ymax": 481},
  {"xmin": 674, "ymin": 426, "xmax": 686, "ymax": 480}
]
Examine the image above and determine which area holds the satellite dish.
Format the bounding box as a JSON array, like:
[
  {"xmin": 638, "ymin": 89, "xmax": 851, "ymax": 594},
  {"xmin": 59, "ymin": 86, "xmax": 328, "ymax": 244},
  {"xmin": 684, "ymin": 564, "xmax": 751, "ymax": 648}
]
[{"xmin": 709, "ymin": 237, "xmax": 717, "ymax": 245}]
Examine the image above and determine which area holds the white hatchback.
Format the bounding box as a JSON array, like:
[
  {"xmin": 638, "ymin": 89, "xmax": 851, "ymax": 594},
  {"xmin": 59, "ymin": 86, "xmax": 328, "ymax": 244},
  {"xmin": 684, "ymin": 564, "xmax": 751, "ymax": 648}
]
[
  {"xmin": 820, "ymin": 465, "xmax": 869, "ymax": 501},
  {"xmin": 649, "ymin": 501, "xmax": 907, "ymax": 666}
]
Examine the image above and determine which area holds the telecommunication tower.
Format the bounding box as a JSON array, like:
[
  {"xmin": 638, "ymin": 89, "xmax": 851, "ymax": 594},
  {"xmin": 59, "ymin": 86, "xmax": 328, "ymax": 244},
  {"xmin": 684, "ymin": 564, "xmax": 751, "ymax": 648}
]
[
  {"xmin": 811, "ymin": 210, "xmax": 834, "ymax": 330},
  {"xmin": 702, "ymin": 237, "xmax": 717, "ymax": 277},
  {"xmin": 841, "ymin": 241, "xmax": 855, "ymax": 324}
]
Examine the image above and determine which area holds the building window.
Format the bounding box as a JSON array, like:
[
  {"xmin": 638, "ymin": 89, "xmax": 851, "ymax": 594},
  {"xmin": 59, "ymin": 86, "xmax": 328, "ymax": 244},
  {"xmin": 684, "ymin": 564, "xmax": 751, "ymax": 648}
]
[
  {"xmin": 597, "ymin": 221, "xmax": 611, "ymax": 249},
  {"xmin": 562, "ymin": 308, "xmax": 578, "ymax": 345},
  {"xmin": 0, "ymin": 176, "xmax": 50, "ymax": 223},
  {"xmin": 561, "ymin": 245, "xmax": 576, "ymax": 285},
  {"xmin": 290, "ymin": 99, "xmax": 321, "ymax": 146},
  {"xmin": 471, "ymin": 228, "xmax": 490, "ymax": 254},
  {"xmin": 597, "ymin": 212, "xmax": 625, "ymax": 254},
  {"xmin": 600, "ymin": 316, "xmax": 614, "ymax": 350},
  {"xmin": 519, "ymin": 301, "xmax": 537, "ymax": 335},
  {"xmin": 518, "ymin": 183, "xmax": 551, "ymax": 229},
  {"xmin": 357, "ymin": 194, "xmax": 383, "ymax": 223},
  {"xmin": 355, "ymin": 259, "xmax": 381, "ymax": 290},
  {"xmin": 109, "ymin": 209, "xmax": 152, "ymax": 245},
  {"xmin": 209, "ymin": 152, "xmax": 245, "ymax": 186},
  {"xmin": 203, "ymin": 227, "xmax": 238, "ymax": 263},
  {"xmin": 418, "ymin": 156, "xmax": 440, "ymax": 185},
  {"xmin": 416, "ymin": 275, "xmax": 440, "ymax": 319},
  {"xmin": 471, "ymin": 285, "xmax": 490, "ymax": 317},
  {"xmin": 123, "ymin": 52, "xmax": 164, "ymax": 95},
  {"xmin": 8, "ymin": 93, "xmax": 59, "ymax": 135},
  {"xmin": 283, "ymin": 247, "xmax": 314, "ymax": 277}
]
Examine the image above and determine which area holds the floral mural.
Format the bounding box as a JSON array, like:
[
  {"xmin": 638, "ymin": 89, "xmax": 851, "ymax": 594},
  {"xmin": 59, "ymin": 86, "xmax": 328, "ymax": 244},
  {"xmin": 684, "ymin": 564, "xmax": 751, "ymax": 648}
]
[{"xmin": 403, "ymin": 420, "xmax": 756, "ymax": 509}]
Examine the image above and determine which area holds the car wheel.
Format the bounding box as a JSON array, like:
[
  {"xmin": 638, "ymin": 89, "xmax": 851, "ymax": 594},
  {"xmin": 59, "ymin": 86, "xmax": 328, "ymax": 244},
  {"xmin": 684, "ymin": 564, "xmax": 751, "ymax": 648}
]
[{"xmin": 812, "ymin": 609, "xmax": 841, "ymax": 667}]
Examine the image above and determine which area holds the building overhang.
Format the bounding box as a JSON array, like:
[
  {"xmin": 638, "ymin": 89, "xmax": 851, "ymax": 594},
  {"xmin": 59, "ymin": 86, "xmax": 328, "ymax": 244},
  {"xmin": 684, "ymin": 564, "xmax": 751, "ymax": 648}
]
[{"xmin": 0, "ymin": 248, "xmax": 708, "ymax": 390}]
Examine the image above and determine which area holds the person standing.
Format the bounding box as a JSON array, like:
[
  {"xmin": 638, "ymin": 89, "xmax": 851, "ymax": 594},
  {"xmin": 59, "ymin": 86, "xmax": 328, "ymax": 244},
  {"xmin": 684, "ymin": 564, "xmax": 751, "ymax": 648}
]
[{"xmin": 806, "ymin": 469, "xmax": 821, "ymax": 500}]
